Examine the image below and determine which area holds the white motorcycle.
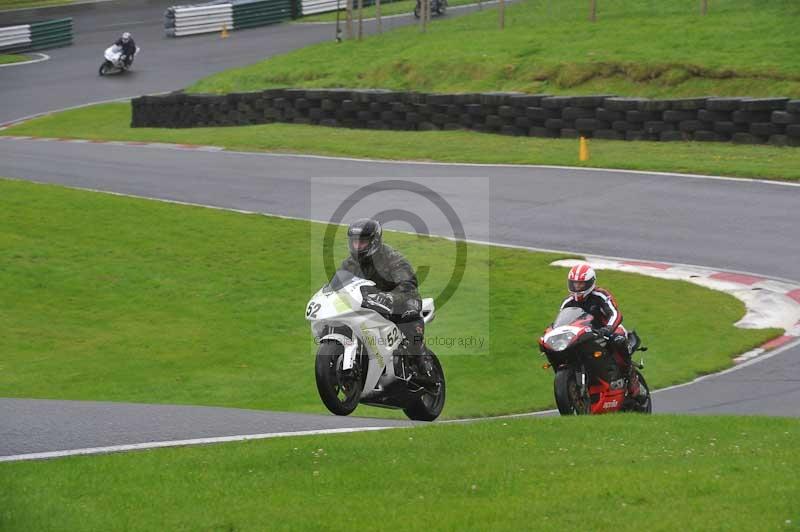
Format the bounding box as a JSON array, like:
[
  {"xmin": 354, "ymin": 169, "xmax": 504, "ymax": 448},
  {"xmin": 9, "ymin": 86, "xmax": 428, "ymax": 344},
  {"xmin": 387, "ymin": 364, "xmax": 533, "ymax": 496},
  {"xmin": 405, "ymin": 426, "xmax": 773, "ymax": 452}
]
[
  {"xmin": 306, "ymin": 269, "xmax": 446, "ymax": 421},
  {"xmin": 98, "ymin": 44, "xmax": 139, "ymax": 76}
]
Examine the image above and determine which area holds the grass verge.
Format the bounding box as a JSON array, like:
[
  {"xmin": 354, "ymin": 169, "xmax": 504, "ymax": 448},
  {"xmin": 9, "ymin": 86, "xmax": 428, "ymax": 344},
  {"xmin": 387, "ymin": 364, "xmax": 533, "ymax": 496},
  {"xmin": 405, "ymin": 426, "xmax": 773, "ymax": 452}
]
[
  {"xmin": 0, "ymin": 54, "xmax": 28, "ymax": 65},
  {"xmin": 0, "ymin": 0, "xmax": 71, "ymax": 10},
  {"xmin": 0, "ymin": 178, "xmax": 778, "ymax": 418},
  {"xmin": 1, "ymin": 415, "xmax": 799, "ymax": 531},
  {"xmin": 5, "ymin": 102, "xmax": 800, "ymax": 181},
  {"xmin": 191, "ymin": 0, "xmax": 800, "ymax": 98}
]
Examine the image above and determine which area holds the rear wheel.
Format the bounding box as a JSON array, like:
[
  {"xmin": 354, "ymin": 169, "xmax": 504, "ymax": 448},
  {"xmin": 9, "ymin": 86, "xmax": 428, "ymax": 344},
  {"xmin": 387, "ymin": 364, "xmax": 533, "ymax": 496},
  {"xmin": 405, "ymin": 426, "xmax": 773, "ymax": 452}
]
[
  {"xmin": 554, "ymin": 368, "xmax": 590, "ymax": 415},
  {"xmin": 436, "ymin": 0, "xmax": 446, "ymax": 15},
  {"xmin": 403, "ymin": 353, "xmax": 446, "ymax": 421},
  {"xmin": 631, "ymin": 370, "xmax": 653, "ymax": 414},
  {"xmin": 315, "ymin": 341, "xmax": 362, "ymax": 416},
  {"xmin": 413, "ymin": 3, "xmax": 420, "ymax": 18}
]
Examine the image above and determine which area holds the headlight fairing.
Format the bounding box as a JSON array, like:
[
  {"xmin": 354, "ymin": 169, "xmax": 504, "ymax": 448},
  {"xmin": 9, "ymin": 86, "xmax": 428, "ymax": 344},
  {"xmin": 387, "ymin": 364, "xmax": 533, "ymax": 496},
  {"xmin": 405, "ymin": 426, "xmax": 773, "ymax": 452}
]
[{"xmin": 546, "ymin": 331, "xmax": 576, "ymax": 352}]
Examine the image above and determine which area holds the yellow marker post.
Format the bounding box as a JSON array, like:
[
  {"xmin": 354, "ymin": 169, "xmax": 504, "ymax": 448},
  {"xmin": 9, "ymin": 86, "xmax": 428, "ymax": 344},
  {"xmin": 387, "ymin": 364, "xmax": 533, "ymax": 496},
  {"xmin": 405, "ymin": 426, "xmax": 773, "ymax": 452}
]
[
  {"xmin": 221, "ymin": 24, "xmax": 229, "ymax": 38},
  {"xmin": 579, "ymin": 136, "xmax": 590, "ymax": 162}
]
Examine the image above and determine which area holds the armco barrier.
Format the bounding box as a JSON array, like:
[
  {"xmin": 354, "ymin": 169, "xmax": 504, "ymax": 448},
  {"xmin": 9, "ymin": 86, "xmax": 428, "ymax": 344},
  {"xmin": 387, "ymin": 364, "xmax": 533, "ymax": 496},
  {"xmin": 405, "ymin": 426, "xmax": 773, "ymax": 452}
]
[
  {"xmin": 0, "ymin": 25, "xmax": 31, "ymax": 53},
  {"xmin": 233, "ymin": 0, "xmax": 292, "ymax": 29},
  {"xmin": 164, "ymin": 0, "xmax": 387, "ymax": 35},
  {"xmin": 300, "ymin": 0, "xmax": 379, "ymax": 15},
  {"xmin": 165, "ymin": 5, "xmax": 233, "ymax": 37},
  {"xmin": 165, "ymin": 0, "xmax": 291, "ymax": 37},
  {"xmin": 131, "ymin": 90, "xmax": 800, "ymax": 147},
  {"xmin": 0, "ymin": 18, "xmax": 72, "ymax": 53}
]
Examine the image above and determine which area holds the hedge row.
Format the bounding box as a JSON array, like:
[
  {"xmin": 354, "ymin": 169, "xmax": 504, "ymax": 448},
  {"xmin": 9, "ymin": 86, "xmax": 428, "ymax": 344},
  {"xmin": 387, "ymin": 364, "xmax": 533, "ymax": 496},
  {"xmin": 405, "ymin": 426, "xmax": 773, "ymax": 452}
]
[{"xmin": 131, "ymin": 90, "xmax": 800, "ymax": 146}]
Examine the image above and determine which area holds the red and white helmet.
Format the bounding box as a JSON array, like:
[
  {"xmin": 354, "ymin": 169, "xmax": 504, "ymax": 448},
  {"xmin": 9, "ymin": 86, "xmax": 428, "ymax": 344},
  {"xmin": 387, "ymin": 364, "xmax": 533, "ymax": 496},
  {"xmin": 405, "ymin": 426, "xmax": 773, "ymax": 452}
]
[{"xmin": 567, "ymin": 263, "xmax": 596, "ymax": 301}]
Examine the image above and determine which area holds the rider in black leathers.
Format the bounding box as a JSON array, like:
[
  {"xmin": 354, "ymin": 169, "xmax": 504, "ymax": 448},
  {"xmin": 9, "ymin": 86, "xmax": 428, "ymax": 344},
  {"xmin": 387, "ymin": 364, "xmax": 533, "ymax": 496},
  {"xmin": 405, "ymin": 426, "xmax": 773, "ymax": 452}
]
[
  {"xmin": 113, "ymin": 32, "xmax": 136, "ymax": 67},
  {"xmin": 340, "ymin": 218, "xmax": 432, "ymax": 380}
]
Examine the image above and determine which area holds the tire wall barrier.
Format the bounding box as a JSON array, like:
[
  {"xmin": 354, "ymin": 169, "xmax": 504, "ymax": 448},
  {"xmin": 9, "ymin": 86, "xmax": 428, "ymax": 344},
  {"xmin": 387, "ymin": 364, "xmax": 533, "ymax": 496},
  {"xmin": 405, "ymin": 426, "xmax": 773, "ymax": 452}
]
[
  {"xmin": 0, "ymin": 18, "xmax": 72, "ymax": 53},
  {"xmin": 131, "ymin": 90, "xmax": 800, "ymax": 147},
  {"xmin": 165, "ymin": 0, "xmax": 291, "ymax": 37}
]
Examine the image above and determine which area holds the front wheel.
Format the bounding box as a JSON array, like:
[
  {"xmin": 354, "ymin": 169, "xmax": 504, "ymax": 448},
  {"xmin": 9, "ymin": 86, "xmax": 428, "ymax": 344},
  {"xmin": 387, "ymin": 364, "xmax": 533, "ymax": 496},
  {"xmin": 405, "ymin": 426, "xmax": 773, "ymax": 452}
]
[
  {"xmin": 403, "ymin": 352, "xmax": 446, "ymax": 421},
  {"xmin": 435, "ymin": 0, "xmax": 446, "ymax": 15},
  {"xmin": 413, "ymin": 4, "xmax": 420, "ymax": 18},
  {"xmin": 98, "ymin": 61, "xmax": 112, "ymax": 76},
  {"xmin": 315, "ymin": 341, "xmax": 363, "ymax": 416},
  {"xmin": 554, "ymin": 368, "xmax": 590, "ymax": 415}
]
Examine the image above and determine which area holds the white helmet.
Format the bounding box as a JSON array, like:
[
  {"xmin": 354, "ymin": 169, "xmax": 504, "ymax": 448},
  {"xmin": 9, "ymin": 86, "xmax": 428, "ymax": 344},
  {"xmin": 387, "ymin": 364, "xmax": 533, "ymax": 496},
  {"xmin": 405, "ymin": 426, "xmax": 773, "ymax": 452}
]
[
  {"xmin": 567, "ymin": 263, "xmax": 596, "ymax": 302},
  {"xmin": 121, "ymin": 32, "xmax": 131, "ymax": 43}
]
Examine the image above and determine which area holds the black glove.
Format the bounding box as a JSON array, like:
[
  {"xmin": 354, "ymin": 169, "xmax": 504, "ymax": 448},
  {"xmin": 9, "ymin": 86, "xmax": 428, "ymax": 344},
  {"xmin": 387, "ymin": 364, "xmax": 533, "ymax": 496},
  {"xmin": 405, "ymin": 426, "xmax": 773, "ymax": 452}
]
[
  {"xmin": 596, "ymin": 326, "xmax": 613, "ymax": 338},
  {"xmin": 362, "ymin": 292, "xmax": 394, "ymax": 314}
]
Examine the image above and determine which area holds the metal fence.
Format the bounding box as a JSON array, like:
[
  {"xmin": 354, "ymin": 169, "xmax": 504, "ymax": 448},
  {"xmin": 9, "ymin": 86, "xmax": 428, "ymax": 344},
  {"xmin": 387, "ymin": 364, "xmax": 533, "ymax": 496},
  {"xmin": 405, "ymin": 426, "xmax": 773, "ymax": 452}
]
[
  {"xmin": 0, "ymin": 18, "xmax": 72, "ymax": 53},
  {"xmin": 165, "ymin": 0, "xmax": 292, "ymax": 37}
]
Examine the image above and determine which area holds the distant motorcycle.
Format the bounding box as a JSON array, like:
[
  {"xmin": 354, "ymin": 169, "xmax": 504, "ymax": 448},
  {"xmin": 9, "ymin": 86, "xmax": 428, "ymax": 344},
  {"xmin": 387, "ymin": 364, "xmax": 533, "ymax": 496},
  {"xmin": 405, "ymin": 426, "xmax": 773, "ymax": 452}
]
[
  {"xmin": 538, "ymin": 307, "xmax": 652, "ymax": 415},
  {"xmin": 414, "ymin": 0, "xmax": 447, "ymax": 18},
  {"xmin": 98, "ymin": 44, "xmax": 139, "ymax": 76}
]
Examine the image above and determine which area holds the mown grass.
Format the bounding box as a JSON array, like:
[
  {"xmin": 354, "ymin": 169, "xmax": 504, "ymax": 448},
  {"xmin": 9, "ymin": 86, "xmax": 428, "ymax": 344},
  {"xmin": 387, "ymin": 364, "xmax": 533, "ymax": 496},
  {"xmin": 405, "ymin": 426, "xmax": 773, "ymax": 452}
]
[
  {"xmin": 191, "ymin": 0, "xmax": 800, "ymax": 98},
  {"xmin": 2, "ymin": 415, "xmax": 798, "ymax": 531},
  {"xmin": 0, "ymin": 0, "xmax": 70, "ymax": 10},
  {"xmin": 0, "ymin": 54, "xmax": 27, "ymax": 65},
  {"xmin": 0, "ymin": 178, "xmax": 778, "ymax": 418},
  {"xmin": 6, "ymin": 103, "xmax": 800, "ymax": 181}
]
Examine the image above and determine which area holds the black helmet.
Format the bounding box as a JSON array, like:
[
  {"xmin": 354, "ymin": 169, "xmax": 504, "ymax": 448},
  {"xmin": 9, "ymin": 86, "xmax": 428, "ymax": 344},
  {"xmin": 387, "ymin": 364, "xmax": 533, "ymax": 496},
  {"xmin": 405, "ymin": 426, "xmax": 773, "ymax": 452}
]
[{"xmin": 347, "ymin": 218, "xmax": 382, "ymax": 262}]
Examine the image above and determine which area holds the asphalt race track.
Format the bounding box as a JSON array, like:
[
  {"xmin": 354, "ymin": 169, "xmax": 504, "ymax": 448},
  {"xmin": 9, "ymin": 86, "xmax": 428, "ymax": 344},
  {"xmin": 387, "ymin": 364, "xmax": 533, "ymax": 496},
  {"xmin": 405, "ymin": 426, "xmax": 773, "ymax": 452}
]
[
  {"xmin": 0, "ymin": 0, "xmax": 465, "ymax": 124},
  {"xmin": 1, "ymin": 2, "xmax": 798, "ymax": 459}
]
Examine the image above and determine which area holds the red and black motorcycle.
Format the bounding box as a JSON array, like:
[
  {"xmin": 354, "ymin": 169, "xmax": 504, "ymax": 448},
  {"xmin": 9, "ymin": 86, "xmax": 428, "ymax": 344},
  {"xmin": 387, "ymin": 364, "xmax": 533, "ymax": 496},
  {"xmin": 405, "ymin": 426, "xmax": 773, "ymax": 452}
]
[{"xmin": 538, "ymin": 307, "xmax": 652, "ymax": 415}]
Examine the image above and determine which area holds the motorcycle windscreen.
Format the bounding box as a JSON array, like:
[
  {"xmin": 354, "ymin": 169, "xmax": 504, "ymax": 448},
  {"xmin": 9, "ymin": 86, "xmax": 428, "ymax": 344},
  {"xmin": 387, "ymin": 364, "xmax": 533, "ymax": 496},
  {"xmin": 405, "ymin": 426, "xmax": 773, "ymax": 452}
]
[
  {"xmin": 324, "ymin": 269, "xmax": 358, "ymax": 294},
  {"xmin": 552, "ymin": 307, "xmax": 590, "ymax": 328}
]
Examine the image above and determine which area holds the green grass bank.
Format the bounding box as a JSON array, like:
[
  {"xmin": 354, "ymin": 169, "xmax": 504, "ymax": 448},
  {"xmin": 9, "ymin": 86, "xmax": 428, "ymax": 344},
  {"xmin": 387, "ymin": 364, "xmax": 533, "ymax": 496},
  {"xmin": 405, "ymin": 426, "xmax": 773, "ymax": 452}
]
[
  {"xmin": 193, "ymin": 0, "xmax": 800, "ymax": 98},
  {"xmin": 0, "ymin": 54, "xmax": 28, "ymax": 64},
  {"xmin": 0, "ymin": 178, "xmax": 778, "ymax": 418},
  {"xmin": 2, "ymin": 415, "xmax": 798, "ymax": 531}
]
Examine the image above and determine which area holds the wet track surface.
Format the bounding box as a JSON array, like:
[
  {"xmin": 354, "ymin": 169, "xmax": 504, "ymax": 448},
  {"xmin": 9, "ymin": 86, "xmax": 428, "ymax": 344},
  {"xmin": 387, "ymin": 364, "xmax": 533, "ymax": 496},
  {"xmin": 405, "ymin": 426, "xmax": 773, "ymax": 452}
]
[{"xmin": 0, "ymin": 1, "xmax": 798, "ymax": 458}]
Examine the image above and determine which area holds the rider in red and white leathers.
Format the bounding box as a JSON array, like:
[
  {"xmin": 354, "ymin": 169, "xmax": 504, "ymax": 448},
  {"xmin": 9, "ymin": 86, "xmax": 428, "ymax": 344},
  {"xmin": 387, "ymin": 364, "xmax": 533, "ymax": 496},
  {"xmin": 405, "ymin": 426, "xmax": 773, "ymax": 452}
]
[{"xmin": 560, "ymin": 263, "xmax": 646, "ymax": 400}]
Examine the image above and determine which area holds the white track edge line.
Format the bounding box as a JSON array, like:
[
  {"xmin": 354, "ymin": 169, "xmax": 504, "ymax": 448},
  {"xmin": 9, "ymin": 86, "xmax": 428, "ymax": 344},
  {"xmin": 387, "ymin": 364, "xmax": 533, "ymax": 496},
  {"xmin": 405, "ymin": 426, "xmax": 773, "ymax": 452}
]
[
  {"xmin": 0, "ymin": 52, "xmax": 49, "ymax": 68},
  {"xmin": 0, "ymin": 426, "xmax": 398, "ymax": 462},
  {"xmin": 1, "ymin": 177, "xmax": 797, "ymax": 461},
  {"xmin": 10, "ymin": 177, "xmax": 799, "ymax": 286},
  {"xmin": 652, "ymin": 337, "xmax": 800, "ymax": 394},
  {"xmin": 1, "ymin": 100, "xmax": 798, "ymax": 188}
]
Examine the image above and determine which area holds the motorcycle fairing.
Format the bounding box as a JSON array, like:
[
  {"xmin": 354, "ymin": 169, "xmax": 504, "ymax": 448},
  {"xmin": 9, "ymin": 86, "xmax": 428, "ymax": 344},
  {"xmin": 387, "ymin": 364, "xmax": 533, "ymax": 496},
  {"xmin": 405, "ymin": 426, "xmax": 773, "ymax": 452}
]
[{"xmin": 308, "ymin": 273, "xmax": 405, "ymax": 396}]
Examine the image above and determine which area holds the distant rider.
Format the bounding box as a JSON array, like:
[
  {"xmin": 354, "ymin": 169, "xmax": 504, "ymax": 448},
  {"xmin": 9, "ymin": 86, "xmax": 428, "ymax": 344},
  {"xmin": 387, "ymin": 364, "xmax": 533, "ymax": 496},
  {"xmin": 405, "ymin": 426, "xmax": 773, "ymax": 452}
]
[
  {"xmin": 559, "ymin": 263, "xmax": 646, "ymax": 402},
  {"xmin": 340, "ymin": 218, "xmax": 435, "ymax": 383},
  {"xmin": 113, "ymin": 32, "xmax": 136, "ymax": 67}
]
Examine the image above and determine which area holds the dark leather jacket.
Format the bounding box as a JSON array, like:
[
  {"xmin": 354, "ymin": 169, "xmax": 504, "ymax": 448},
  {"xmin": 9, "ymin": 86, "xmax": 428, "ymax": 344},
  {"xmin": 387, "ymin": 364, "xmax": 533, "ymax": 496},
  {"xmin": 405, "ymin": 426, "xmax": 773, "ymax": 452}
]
[
  {"xmin": 340, "ymin": 244, "xmax": 421, "ymax": 317},
  {"xmin": 114, "ymin": 38, "xmax": 137, "ymax": 57}
]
